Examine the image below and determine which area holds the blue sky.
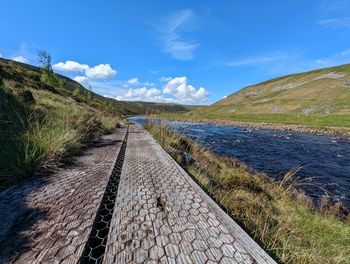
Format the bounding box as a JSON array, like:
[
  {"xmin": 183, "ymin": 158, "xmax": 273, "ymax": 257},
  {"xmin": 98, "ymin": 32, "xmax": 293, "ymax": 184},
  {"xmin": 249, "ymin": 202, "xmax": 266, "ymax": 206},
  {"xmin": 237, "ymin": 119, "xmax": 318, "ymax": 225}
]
[{"xmin": 1, "ymin": 0, "xmax": 350, "ymax": 104}]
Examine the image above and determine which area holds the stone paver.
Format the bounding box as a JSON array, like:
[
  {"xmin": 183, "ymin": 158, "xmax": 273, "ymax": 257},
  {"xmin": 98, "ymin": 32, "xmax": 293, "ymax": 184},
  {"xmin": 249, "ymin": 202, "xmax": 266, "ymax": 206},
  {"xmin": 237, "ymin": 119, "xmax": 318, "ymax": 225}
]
[
  {"xmin": 0, "ymin": 128, "xmax": 127, "ymax": 264},
  {"xmin": 104, "ymin": 125, "xmax": 276, "ymax": 264}
]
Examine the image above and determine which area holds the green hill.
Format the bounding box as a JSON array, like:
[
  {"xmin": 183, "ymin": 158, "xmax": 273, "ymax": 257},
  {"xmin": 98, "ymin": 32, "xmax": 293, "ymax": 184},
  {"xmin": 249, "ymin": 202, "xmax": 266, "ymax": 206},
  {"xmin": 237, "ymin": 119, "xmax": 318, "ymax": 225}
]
[
  {"xmin": 0, "ymin": 58, "xmax": 145, "ymax": 189},
  {"xmin": 189, "ymin": 63, "xmax": 350, "ymax": 128}
]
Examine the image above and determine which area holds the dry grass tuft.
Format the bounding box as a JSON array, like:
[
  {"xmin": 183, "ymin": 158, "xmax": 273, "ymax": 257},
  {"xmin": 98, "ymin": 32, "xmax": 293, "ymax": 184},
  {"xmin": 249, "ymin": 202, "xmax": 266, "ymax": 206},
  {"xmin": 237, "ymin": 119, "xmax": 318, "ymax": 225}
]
[{"xmin": 0, "ymin": 76, "xmax": 120, "ymax": 189}]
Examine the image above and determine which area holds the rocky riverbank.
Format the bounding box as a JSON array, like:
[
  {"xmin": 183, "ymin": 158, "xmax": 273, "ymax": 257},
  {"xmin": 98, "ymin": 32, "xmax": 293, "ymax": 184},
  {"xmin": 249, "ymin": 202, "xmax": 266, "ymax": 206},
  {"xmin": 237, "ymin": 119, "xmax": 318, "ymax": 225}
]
[{"xmin": 161, "ymin": 117, "xmax": 350, "ymax": 137}]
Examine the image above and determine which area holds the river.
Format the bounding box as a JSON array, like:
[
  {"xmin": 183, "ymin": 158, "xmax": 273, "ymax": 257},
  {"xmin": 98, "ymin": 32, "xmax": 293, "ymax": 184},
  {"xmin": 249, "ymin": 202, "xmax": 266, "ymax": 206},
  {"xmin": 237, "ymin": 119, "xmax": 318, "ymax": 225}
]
[{"xmin": 129, "ymin": 116, "xmax": 350, "ymax": 208}]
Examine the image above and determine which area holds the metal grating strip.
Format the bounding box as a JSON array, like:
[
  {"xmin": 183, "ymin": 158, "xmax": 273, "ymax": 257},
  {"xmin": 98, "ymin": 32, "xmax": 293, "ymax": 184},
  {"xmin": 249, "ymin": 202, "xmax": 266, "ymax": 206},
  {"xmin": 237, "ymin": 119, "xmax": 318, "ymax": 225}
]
[{"xmin": 80, "ymin": 127, "xmax": 128, "ymax": 263}]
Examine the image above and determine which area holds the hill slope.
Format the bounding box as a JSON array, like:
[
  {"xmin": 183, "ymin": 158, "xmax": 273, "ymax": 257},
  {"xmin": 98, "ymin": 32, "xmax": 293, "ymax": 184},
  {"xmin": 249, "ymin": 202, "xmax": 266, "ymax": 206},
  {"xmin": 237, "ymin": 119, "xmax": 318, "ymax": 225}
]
[
  {"xmin": 0, "ymin": 58, "xmax": 140, "ymax": 189},
  {"xmin": 190, "ymin": 63, "xmax": 350, "ymax": 127}
]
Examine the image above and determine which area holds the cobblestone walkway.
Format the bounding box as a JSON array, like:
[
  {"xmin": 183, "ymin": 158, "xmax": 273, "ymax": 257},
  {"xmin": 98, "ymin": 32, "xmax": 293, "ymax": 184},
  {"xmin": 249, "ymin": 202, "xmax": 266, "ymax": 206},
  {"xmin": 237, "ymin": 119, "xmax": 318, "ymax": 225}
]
[
  {"xmin": 103, "ymin": 125, "xmax": 275, "ymax": 264},
  {"xmin": 0, "ymin": 128, "xmax": 127, "ymax": 263},
  {"xmin": 0, "ymin": 125, "xmax": 276, "ymax": 263}
]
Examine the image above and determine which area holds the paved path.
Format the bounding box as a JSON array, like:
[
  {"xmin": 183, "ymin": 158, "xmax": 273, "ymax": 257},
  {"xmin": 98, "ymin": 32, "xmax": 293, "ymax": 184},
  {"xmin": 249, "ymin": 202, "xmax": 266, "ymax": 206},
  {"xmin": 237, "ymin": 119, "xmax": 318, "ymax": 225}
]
[
  {"xmin": 0, "ymin": 125, "xmax": 276, "ymax": 263},
  {"xmin": 102, "ymin": 125, "xmax": 275, "ymax": 264}
]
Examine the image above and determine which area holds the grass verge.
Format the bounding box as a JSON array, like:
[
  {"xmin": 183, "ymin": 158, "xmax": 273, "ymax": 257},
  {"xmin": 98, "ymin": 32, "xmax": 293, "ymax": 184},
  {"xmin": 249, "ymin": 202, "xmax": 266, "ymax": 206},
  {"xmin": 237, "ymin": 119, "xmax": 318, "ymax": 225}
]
[
  {"xmin": 0, "ymin": 77, "xmax": 120, "ymax": 189},
  {"xmin": 146, "ymin": 121, "xmax": 350, "ymax": 264}
]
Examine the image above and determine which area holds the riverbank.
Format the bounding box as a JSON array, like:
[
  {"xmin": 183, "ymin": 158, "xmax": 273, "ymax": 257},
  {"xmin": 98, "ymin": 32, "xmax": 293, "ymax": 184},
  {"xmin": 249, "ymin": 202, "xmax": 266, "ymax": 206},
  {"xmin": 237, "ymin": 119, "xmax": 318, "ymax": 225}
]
[
  {"xmin": 145, "ymin": 120, "xmax": 350, "ymax": 264},
  {"xmin": 153, "ymin": 114, "xmax": 350, "ymax": 137}
]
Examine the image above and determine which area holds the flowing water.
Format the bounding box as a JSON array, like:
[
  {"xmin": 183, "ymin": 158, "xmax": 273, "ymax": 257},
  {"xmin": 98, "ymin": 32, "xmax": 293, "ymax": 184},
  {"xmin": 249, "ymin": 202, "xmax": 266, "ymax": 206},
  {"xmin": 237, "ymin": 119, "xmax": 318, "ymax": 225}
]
[{"xmin": 129, "ymin": 116, "xmax": 350, "ymax": 208}]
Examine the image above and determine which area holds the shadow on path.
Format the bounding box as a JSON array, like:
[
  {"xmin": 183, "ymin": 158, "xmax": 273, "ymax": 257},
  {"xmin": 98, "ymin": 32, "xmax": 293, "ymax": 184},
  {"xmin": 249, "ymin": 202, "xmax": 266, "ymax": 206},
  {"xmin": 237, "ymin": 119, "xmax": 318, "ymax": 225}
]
[{"xmin": 0, "ymin": 132, "xmax": 123, "ymax": 263}]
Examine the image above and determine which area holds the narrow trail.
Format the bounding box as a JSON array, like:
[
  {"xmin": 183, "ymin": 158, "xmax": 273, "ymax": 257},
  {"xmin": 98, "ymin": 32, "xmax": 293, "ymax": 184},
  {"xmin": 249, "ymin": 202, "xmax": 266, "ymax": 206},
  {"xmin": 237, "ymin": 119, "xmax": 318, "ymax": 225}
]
[{"xmin": 0, "ymin": 125, "xmax": 275, "ymax": 264}]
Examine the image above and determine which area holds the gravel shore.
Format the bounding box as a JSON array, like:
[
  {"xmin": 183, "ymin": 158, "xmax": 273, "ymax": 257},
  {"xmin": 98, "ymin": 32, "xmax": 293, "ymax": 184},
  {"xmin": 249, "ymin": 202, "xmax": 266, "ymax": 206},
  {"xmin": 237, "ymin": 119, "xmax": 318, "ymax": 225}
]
[{"xmin": 165, "ymin": 117, "xmax": 350, "ymax": 137}]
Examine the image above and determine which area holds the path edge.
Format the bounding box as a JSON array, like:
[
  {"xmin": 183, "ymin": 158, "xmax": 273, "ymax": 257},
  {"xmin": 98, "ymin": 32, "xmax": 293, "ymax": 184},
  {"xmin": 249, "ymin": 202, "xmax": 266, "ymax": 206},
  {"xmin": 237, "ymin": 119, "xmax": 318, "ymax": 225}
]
[{"xmin": 142, "ymin": 125, "xmax": 277, "ymax": 264}]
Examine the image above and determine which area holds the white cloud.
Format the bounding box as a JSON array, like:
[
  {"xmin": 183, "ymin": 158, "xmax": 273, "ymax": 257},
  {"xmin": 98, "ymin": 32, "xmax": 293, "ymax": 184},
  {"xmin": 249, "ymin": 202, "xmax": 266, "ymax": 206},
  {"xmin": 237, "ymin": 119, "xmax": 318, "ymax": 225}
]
[
  {"xmin": 156, "ymin": 9, "xmax": 200, "ymax": 60},
  {"xmin": 53, "ymin": 61, "xmax": 117, "ymax": 79},
  {"xmin": 112, "ymin": 76, "xmax": 209, "ymax": 103},
  {"xmin": 85, "ymin": 64, "xmax": 117, "ymax": 79},
  {"xmin": 163, "ymin": 76, "xmax": 209, "ymax": 102},
  {"xmin": 317, "ymin": 17, "xmax": 350, "ymax": 28},
  {"xmin": 74, "ymin": 75, "xmax": 90, "ymax": 88},
  {"xmin": 160, "ymin": 76, "xmax": 172, "ymax": 82},
  {"xmin": 53, "ymin": 57, "xmax": 209, "ymax": 104},
  {"xmin": 11, "ymin": 55, "xmax": 29, "ymax": 63},
  {"xmin": 115, "ymin": 87, "xmax": 168, "ymax": 102},
  {"xmin": 53, "ymin": 61, "xmax": 89, "ymax": 72},
  {"xmin": 127, "ymin": 78, "xmax": 139, "ymax": 84},
  {"xmin": 0, "ymin": 53, "xmax": 2, "ymax": 58}
]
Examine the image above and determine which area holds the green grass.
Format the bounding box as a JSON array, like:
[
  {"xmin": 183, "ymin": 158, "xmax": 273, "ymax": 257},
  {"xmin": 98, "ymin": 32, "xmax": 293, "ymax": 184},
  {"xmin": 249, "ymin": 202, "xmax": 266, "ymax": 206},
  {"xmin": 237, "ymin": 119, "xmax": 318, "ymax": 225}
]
[
  {"xmin": 0, "ymin": 60, "xmax": 121, "ymax": 189},
  {"xmin": 174, "ymin": 63, "xmax": 350, "ymax": 130},
  {"xmin": 146, "ymin": 121, "xmax": 350, "ymax": 264},
  {"xmin": 195, "ymin": 113, "xmax": 350, "ymax": 128}
]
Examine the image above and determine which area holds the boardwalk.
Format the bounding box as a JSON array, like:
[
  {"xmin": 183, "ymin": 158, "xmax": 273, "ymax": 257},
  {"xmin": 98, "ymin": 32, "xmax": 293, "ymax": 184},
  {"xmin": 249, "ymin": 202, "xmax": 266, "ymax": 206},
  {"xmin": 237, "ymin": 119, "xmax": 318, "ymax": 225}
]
[{"xmin": 0, "ymin": 125, "xmax": 276, "ymax": 264}]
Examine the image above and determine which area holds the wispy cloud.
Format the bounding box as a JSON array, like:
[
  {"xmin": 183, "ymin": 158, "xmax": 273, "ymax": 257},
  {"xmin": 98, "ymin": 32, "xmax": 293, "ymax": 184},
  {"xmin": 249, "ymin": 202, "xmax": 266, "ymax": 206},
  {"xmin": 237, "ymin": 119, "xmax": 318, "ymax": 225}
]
[
  {"xmin": 314, "ymin": 47, "xmax": 350, "ymax": 66},
  {"xmin": 317, "ymin": 17, "xmax": 350, "ymax": 28},
  {"xmin": 339, "ymin": 48, "xmax": 350, "ymax": 56},
  {"xmin": 227, "ymin": 53, "xmax": 289, "ymax": 67},
  {"xmin": 227, "ymin": 48, "xmax": 350, "ymax": 77},
  {"xmin": 127, "ymin": 77, "xmax": 139, "ymax": 84},
  {"xmin": 226, "ymin": 51, "xmax": 299, "ymax": 75},
  {"xmin": 320, "ymin": 0, "xmax": 350, "ymax": 12},
  {"xmin": 155, "ymin": 9, "xmax": 200, "ymax": 60}
]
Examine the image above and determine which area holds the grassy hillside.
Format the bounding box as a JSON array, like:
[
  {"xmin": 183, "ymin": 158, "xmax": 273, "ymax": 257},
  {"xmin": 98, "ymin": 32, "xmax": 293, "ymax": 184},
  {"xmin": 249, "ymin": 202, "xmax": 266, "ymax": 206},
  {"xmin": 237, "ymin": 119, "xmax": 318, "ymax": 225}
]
[
  {"xmin": 189, "ymin": 64, "xmax": 350, "ymax": 128},
  {"xmin": 0, "ymin": 58, "xmax": 140, "ymax": 189}
]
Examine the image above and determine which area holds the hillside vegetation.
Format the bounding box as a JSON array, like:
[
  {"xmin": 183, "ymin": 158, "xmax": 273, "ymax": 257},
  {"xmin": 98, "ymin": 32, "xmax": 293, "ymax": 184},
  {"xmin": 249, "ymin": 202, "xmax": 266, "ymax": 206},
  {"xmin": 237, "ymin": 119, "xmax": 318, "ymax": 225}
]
[
  {"xmin": 0, "ymin": 58, "xmax": 140, "ymax": 189},
  {"xmin": 188, "ymin": 63, "xmax": 350, "ymax": 128}
]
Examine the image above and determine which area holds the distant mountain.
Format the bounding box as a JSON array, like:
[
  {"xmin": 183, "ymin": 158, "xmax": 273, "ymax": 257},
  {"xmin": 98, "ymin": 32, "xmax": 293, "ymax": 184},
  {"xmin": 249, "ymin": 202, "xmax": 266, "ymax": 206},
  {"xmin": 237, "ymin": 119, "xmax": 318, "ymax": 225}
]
[{"xmin": 123, "ymin": 101, "xmax": 202, "ymax": 114}]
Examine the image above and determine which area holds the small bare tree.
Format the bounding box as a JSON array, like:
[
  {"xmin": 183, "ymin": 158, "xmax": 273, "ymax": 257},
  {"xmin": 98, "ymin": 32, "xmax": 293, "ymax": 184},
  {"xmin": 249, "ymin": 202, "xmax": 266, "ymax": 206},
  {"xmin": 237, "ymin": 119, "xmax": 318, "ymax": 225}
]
[
  {"xmin": 37, "ymin": 49, "xmax": 58, "ymax": 86},
  {"xmin": 37, "ymin": 49, "xmax": 53, "ymax": 72}
]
